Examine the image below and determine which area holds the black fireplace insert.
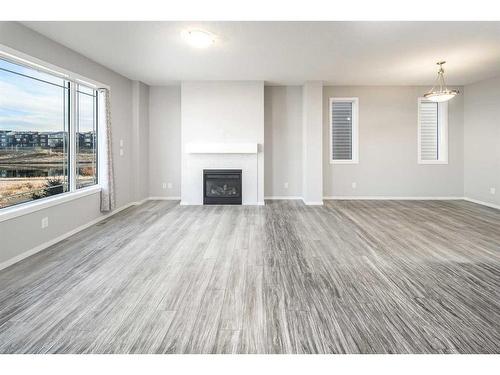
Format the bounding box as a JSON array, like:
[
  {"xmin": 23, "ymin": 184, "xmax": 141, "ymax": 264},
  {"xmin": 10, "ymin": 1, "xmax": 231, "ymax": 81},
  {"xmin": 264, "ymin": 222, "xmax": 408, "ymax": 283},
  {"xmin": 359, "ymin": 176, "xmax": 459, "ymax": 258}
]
[{"xmin": 203, "ymin": 169, "xmax": 242, "ymax": 205}]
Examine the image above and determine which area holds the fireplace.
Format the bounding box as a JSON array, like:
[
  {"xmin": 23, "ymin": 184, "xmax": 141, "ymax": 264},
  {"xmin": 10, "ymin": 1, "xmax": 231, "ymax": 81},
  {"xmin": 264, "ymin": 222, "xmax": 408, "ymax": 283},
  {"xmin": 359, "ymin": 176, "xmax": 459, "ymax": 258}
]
[{"xmin": 203, "ymin": 169, "xmax": 242, "ymax": 205}]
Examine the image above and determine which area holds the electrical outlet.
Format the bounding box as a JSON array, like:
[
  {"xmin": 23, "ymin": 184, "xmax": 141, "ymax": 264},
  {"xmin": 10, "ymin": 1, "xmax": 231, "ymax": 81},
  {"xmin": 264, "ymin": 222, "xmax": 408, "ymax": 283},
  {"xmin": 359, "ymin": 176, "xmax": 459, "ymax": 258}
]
[
  {"xmin": 119, "ymin": 139, "xmax": 124, "ymax": 147},
  {"xmin": 490, "ymin": 187, "xmax": 496, "ymax": 195},
  {"xmin": 41, "ymin": 217, "xmax": 49, "ymax": 229},
  {"xmin": 162, "ymin": 182, "xmax": 167, "ymax": 189},
  {"xmin": 119, "ymin": 149, "xmax": 124, "ymax": 156},
  {"xmin": 284, "ymin": 182, "xmax": 289, "ymax": 189},
  {"xmin": 352, "ymin": 182, "xmax": 357, "ymax": 189},
  {"xmin": 167, "ymin": 182, "xmax": 173, "ymax": 189}
]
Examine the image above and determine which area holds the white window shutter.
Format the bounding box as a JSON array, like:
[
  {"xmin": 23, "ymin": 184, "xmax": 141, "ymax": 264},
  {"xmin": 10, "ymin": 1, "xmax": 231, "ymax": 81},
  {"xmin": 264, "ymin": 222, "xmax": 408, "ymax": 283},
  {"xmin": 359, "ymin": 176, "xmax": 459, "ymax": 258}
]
[
  {"xmin": 331, "ymin": 101, "xmax": 353, "ymax": 160},
  {"xmin": 419, "ymin": 100, "xmax": 439, "ymax": 161}
]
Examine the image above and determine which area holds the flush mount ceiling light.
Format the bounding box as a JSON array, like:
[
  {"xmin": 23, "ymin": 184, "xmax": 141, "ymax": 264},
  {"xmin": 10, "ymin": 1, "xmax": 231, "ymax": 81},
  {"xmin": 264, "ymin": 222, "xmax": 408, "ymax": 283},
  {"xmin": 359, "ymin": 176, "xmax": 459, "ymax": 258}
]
[
  {"xmin": 424, "ymin": 61, "xmax": 459, "ymax": 102},
  {"xmin": 182, "ymin": 29, "xmax": 216, "ymax": 48}
]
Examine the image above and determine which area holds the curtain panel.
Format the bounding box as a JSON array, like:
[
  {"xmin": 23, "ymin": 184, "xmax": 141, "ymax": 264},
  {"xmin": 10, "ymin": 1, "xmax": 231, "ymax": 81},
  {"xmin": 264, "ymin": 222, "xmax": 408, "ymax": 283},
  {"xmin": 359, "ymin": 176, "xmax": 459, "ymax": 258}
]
[{"xmin": 98, "ymin": 88, "xmax": 116, "ymax": 212}]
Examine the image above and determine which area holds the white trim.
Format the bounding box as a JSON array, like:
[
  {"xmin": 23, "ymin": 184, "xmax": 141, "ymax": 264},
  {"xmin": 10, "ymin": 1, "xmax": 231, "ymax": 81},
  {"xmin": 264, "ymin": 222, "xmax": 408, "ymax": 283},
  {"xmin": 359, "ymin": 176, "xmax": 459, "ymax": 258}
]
[
  {"xmin": 417, "ymin": 98, "xmax": 449, "ymax": 165},
  {"xmin": 264, "ymin": 196, "xmax": 302, "ymax": 200},
  {"xmin": 324, "ymin": 196, "xmax": 463, "ymax": 200},
  {"xmin": 329, "ymin": 97, "xmax": 359, "ymax": 164},
  {"xmin": 302, "ymin": 199, "xmax": 324, "ymax": 206},
  {"xmin": 0, "ymin": 43, "xmax": 110, "ymax": 89},
  {"xmin": 69, "ymin": 80, "xmax": 77, "ymax": 192},
  {"xmin": 463, "ymin": 197, "xmax": 500, "ymax": 210},
  {"xmin": 0, "ymin": 199, "xmax": 139, "ymax": 271},
  {"xmin": 180, "ymin": 200, "xmax": 264, "ymax": 206},
  {"xmin": 148, "ymin": 196, "xmax": 181, "ymax": 201},
  {"xmin": 243, "ymin": 201, "xmax": 266, "ymax": 206},
  {"xmin": 0, "ymin": 185, "xmax": 101, "ymax": 223}
]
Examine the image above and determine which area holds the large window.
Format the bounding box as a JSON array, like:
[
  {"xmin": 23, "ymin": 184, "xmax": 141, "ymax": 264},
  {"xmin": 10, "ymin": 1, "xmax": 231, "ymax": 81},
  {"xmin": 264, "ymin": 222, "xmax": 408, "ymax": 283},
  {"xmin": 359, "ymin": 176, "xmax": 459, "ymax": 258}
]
[
  {"xmin": 0, "ymin": 54, "xmax": 99, "ymax": 210},
  {"xmin": 330, "ymin": 97, "xmax": 359, "ymax": 164},
  {"xmin": 418, "ymin": 98, "xmax": 448, "ymax": 164}
]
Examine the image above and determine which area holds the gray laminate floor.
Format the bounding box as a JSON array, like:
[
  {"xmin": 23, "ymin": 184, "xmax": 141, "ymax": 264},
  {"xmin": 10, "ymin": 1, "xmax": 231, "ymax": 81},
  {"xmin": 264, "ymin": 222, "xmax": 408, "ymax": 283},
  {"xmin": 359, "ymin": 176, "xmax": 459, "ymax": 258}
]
[{"xmin": 0, "ymin": 200, "xmax": 499, "ymax": 353}]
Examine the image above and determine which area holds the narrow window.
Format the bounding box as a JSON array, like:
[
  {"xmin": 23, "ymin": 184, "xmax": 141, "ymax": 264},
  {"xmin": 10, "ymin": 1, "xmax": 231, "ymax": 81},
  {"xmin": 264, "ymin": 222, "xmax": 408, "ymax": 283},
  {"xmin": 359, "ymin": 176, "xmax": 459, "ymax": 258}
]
[
  {"xmin": 418, "ymin": 98, "xmax": 448, "ymax": 164},
  {"xmin": 330, "ymin": 98, "xmax": 359, "ymax": 164},
  {"xmin": 76, "ymin": 85, "xmax": 98, "ymax": 189}
]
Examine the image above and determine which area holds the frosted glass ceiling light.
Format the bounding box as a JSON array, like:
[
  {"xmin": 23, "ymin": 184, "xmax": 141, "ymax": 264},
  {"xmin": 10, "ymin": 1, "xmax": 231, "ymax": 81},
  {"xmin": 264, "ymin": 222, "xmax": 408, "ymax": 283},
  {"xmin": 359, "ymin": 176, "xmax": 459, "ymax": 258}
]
[
  {"xmin": 182, "ymin": 29, "xmax": 216, "ymax": 48},
  {"xmin": 424, "ymin": 61, "xmax": 459, "ymax": 102}
]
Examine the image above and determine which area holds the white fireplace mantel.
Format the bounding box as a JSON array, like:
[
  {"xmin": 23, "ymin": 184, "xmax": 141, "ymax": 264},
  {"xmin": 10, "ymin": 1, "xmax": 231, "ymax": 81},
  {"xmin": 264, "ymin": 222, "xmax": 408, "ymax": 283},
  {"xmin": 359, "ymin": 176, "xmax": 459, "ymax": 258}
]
[{"xmin": 186, "ymin": 142, "xmax": 258, "ymax": 154}]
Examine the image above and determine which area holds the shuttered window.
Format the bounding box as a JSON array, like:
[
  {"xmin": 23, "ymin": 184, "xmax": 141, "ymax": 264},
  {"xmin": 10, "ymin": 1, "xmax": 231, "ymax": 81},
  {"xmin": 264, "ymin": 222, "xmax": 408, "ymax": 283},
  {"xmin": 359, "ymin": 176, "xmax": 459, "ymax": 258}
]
[
  {"xmin": 330, "ymin": 98, "xmax": 359, "ymax": 163},
  {"xmin": 419, "ymin": 100, "xmax": 439, "ymax": 160},
  {"xmin": 418, "ymin": 98, "xmax": 448, "ymax": 164}
]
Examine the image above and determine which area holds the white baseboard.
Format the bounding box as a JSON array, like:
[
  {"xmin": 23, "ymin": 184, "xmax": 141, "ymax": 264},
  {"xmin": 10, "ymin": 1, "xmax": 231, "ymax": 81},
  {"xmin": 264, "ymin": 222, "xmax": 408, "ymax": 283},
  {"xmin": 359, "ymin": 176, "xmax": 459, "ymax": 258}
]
[
  {"xmin": 0, "ymin": 200, "xmax": 141, "ymax": 272},
  {"xmin": 463, "ymin": 197, "xmax": 500, "ymax": 210},
  {"xmin": 324, "ymin": 196, "xmax": 464, "ymax": 200},
  {"xmin": 180, "ymin": 201, "xmax": 263, "ymax": 206},
  {"xmin": 264, "ymin": 196, "xmax": 302, "ymax": 200},
  {"xmin": 264, "ymin": 196, "xmax": 324, "ymax": 206},
  {"xmin": 324, "ymin": 196, "xmax": 499, "ymax": 211},
  {"xmin": 148, "ymin": 196, "xmax": 181, "ymax": 201},
  {"xmin": 302, "ymin": 200, "xmax": 324, "ymax": 206}
]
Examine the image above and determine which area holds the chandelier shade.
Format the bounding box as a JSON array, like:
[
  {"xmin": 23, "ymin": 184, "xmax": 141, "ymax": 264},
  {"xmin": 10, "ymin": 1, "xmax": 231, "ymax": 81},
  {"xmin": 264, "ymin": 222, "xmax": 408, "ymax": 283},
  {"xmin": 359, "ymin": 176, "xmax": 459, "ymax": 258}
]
[{"xmin": 424, "ymin": 61, "xmax": 459, "ymax": 102}]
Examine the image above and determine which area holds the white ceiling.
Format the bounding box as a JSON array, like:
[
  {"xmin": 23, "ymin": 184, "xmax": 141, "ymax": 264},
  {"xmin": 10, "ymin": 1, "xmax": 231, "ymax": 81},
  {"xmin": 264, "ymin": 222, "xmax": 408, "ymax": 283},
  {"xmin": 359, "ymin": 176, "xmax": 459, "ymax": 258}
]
[{"xmin": 22, "ymin": 21, "xmax": 500, "ymax": 86}]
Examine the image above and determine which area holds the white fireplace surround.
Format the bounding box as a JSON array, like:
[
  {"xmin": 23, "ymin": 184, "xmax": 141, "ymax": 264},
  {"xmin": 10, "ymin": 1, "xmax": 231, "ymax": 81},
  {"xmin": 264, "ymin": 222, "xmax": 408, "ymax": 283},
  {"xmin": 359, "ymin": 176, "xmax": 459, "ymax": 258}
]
[
  {"xmin": 182, "ymin": 143, "xmax": 261, "ymax": 205},
  {"xmin": 181, "ymin": 152, "xmax": 260, "ymax": 205},
  {"xmin": 181, "ymin": 81, "xmax": 265, "ymax": 206},
  {"xmin": 186, "ymin": 142, "xmax": 258, "ymax": 154}
]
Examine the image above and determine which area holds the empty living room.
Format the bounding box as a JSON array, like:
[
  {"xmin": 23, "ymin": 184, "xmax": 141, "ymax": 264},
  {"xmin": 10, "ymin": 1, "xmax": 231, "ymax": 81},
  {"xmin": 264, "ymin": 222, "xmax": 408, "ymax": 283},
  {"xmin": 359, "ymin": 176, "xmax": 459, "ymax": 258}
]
[{"xmin": 0, "ymin": 1, "xmax": 499, "ymax": 371}]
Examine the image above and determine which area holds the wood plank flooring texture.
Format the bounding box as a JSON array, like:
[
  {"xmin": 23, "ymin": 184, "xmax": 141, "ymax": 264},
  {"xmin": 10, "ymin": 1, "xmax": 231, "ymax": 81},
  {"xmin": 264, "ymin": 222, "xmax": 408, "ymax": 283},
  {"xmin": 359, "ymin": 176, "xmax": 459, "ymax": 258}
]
[{"xmin": 0, "ymin": 200, "xmax": 499, "ymax": 353}]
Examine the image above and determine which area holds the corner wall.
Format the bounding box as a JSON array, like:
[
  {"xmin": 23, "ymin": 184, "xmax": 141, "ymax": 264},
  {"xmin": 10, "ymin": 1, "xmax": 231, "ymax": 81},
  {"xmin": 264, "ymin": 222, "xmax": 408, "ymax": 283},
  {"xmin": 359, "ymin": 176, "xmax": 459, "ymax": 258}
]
[
  {"xmin": 302, "ymin": 82, "xmax": 324, "ymax": 204},
  {"xmin": 149, "ymin": 86, "xmax": 182, "ymax": 198},
  {"xmin": 264, "ymin": 86, "xmax": 303, "ymax": 198},
  {"xmin": 132, "ymin": 81, "xmax": 150, "ymax": 202},
  {"xmin": 463, "ymin": 76, "xmax": 500, "ymax": 207}
]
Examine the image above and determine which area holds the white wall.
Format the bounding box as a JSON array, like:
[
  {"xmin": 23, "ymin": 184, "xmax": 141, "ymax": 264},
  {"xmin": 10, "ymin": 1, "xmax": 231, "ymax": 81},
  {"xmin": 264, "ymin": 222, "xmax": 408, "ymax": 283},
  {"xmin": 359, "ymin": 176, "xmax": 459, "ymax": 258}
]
[
  {"xmin": 149, "ymin": 86, "xmax": 181, "ymax": 198},
  {"xmin": 464, "ymin": 76, "xmax": 500, "ymax": 206},
  {"xmin": 0, "ymin": 22, "xmax": 141, "ymax": 267},
  {"xmin": 181, "ymin": 81, "xmax": 265, "ymax": 205},
  {"xmin": 264, "ymin": 86, "xmax": 303, "ymax": 198},
  {"xmin": 132, "ymin": 81, "xmax": 150, "ymax": 202},
  {"xmin": 323, "ymin": 86, "xmax": 464, "ymax": 198},
  {"xmin": 302, "ymin": 82, "xmax": 324, "ymax": 204}
]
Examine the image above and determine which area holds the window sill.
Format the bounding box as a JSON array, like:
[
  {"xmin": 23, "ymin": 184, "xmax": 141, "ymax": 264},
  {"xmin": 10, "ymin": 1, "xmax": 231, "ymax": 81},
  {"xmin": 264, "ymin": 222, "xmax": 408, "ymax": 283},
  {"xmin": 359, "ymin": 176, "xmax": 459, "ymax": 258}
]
[
  {"xmin": 418, "ymin": 160, "xmax": 449, "ymax": 165},
  {"xmin": 330, "ymin": 160, "xmax": 359, "ymax": 165},
  {"xmin": 0, "ymin": 185, "xmax": 101, "ymax": 223}
]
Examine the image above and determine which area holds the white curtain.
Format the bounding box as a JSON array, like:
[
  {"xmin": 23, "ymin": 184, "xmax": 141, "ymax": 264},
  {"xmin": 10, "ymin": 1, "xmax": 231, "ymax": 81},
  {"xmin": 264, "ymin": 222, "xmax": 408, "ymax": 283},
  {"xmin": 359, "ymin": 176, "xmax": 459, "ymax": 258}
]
[{"xmin": 98, "ymin": 88, "xmax": 116, "ymax": 212}]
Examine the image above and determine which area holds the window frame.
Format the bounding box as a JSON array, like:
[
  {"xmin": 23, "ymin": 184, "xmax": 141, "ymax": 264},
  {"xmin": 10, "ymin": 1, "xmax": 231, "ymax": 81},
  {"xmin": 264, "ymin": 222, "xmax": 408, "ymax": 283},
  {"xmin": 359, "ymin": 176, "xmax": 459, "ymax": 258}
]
[
  {"xmin": 75, "ymin": 84, "xmax": 99, "ymax": 189},
  {"xmin": 417, "ymin": 97, "xmax": 449, "ymax": 165},
  {"xmin": 329, "ymin": 97, "xmax": 359, "ymax": 165},
  {"xmin": 0, "ymin": 44, "xmax": 108, "ymax": 219}
]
